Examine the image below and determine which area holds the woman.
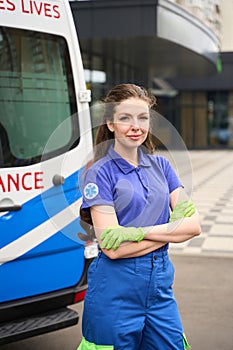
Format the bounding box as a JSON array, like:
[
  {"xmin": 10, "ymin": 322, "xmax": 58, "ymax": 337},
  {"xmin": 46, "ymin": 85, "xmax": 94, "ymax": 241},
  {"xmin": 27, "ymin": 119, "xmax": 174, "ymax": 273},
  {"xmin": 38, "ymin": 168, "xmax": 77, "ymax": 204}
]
[{"xmin": 78, "ymin": 84, "xmax": 201, "ymax": 350}]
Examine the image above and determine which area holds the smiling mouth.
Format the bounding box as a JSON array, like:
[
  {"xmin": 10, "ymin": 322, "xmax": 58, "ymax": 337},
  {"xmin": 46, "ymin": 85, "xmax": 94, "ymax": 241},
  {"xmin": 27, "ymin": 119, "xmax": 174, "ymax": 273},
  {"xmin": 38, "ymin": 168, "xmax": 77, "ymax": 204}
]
[{"xmin": 128, "ymin": 135, "xmax": 143, "ymax": 140}]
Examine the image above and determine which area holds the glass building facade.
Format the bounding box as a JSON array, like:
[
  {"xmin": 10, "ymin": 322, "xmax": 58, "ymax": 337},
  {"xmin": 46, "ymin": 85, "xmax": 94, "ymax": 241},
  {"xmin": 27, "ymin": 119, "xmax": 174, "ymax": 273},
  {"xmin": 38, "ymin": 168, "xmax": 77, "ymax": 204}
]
[{"xmin": 71, "ymin": 0, "xmax": 233, "ymax": 149}]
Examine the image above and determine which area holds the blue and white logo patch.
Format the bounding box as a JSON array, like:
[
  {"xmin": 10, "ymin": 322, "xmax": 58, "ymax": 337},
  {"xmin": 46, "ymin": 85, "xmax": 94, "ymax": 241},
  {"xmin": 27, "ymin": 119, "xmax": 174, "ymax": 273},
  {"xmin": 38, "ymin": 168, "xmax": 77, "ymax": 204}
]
[{"xmin": 84, "ymin": 183, "xmax": 99, "ymax": 200}]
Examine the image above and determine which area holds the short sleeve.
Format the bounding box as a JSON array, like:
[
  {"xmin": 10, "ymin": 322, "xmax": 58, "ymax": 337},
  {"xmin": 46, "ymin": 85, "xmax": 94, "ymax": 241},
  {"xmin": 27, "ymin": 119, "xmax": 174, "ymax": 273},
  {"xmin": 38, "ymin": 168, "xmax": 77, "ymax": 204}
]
[
  {"xmin": 81, "ymin": 162, "xmax": 114, "ymax": 210},
  {"xmin": 157, "ymin": 156, "xmax": 183, "ymax": 193}
]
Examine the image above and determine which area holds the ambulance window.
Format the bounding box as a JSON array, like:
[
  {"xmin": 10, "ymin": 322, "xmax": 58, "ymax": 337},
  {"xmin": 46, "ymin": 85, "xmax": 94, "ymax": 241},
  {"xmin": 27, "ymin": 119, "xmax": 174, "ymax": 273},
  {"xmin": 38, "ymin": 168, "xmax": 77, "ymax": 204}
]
[{"xmin": 0, "ymin": 27, "xmax": 79, "ymax": 167}]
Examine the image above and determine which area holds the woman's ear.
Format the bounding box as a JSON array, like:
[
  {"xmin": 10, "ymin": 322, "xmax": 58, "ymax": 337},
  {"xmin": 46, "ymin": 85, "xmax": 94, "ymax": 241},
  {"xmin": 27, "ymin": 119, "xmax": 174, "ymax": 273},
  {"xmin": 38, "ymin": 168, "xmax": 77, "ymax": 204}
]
[{"xmin": 107, "ymin": 120, "xmax": 114, "ymax": 132}]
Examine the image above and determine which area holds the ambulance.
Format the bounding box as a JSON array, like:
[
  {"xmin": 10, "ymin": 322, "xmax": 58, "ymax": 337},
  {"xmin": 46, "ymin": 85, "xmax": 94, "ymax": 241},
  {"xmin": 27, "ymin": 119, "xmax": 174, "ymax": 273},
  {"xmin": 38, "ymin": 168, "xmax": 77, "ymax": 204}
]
[{"xmin": 0, "ymin": 0, "xmax": 96, "ymax": 344}]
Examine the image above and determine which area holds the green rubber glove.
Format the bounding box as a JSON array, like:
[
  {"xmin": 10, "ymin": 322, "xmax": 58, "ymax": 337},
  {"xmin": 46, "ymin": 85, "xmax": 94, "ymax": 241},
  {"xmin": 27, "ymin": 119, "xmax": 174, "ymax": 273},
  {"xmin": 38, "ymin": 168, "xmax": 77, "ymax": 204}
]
[
  {"xmin": 100, "ymin": 226, "xmax": 145, "ymax": 251},
  {"xmin": 169, "ymin": 200, "xmax": 195, "ymax": 223}
]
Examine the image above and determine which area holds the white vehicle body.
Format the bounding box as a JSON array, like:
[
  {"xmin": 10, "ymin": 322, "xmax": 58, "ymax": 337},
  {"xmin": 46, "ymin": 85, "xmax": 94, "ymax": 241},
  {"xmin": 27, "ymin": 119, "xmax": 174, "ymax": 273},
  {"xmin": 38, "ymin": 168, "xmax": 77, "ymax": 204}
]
[{"xmin": 0, "ymin": 0, "xmax": 94, "ymax": 344}]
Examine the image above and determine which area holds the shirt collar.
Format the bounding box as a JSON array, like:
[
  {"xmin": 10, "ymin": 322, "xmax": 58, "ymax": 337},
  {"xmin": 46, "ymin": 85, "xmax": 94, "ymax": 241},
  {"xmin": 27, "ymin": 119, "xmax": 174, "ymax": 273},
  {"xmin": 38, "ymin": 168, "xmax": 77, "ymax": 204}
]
[{"xmin": 108, "ymin": 145, "xmax": 151, "ymax": 174}]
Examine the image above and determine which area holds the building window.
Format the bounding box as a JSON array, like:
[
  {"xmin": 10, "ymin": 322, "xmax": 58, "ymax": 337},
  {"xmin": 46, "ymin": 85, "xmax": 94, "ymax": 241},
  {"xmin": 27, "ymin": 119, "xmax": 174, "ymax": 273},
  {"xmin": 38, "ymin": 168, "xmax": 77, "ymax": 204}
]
[{"xmin": 207, "ymin": 91, "xmax": 231, "ymax": 147}]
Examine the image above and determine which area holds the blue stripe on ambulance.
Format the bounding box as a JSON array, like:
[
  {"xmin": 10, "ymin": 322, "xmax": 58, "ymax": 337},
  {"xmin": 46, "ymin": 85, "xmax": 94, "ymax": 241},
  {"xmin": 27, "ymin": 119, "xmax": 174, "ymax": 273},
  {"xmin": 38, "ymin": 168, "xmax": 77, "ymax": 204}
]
[{"xmin": 0, "ymin": 168, "xmax": 86, "ymax": 303}]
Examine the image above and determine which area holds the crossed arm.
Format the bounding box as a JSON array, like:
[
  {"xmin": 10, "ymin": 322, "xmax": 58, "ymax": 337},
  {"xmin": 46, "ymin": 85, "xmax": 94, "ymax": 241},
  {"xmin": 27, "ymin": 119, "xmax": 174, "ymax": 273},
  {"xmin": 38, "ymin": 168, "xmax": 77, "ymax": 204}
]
[{"xmin": 90, "ymin": 188, "xmax": 201, "ymax": 259}]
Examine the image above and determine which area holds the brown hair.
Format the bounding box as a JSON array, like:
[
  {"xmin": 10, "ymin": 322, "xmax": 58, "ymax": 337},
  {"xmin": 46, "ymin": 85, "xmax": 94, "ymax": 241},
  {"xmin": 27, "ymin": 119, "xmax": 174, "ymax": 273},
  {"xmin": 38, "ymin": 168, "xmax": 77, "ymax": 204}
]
[{"xmin": 94, "ymin": 84, "xmax": 157, "ymax": 162}]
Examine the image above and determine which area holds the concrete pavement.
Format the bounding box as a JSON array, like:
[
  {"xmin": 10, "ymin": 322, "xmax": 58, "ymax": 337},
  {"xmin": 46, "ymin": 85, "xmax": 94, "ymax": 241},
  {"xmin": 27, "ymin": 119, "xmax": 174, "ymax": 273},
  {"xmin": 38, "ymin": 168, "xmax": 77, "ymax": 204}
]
[
  {"xmin": 171, "ymin": 254, "xmax": 233, "ymax": 350},
  {"xmin": 168, "ymin": 150, "xmax": 233, "ymax": 349},
  {"xmin": 169, "ymin": 149, "xmax": 233, "ymax": 257}
]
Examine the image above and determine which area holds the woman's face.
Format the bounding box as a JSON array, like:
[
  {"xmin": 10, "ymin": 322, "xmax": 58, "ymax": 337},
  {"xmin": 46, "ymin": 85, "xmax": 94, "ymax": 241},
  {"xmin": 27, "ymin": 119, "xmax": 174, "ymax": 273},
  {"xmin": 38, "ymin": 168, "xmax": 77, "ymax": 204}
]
[{"xmin": 107, "ymin": 97, "xmax": 150, "ymax": 151}]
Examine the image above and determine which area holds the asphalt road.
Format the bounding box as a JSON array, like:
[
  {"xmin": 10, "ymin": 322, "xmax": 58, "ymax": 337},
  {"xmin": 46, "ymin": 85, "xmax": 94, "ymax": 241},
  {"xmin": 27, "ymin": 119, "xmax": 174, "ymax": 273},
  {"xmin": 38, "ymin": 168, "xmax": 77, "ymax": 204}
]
[{"xmin": 1, "ymin": 254, "xmax": 233, "ymax": 350}]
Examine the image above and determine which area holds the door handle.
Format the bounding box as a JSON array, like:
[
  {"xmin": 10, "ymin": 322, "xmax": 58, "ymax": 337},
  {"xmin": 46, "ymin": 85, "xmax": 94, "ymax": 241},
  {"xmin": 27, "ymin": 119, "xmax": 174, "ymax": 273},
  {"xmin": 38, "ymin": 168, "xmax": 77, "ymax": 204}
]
[
  {"xmin": 0, "ymin": 204, "xmax": 22, "ymax": 212},
  {"xmin": 0, "ymin": 198, "xmax": 22, "ymax": 212}
]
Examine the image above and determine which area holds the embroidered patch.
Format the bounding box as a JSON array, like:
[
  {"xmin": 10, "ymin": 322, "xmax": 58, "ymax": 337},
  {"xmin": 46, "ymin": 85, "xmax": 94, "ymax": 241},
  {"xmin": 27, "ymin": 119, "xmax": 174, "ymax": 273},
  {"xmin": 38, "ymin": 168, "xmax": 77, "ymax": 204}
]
[{"xmin": 84, "ymin": 183, "xmax": 99, "ymax": 200}]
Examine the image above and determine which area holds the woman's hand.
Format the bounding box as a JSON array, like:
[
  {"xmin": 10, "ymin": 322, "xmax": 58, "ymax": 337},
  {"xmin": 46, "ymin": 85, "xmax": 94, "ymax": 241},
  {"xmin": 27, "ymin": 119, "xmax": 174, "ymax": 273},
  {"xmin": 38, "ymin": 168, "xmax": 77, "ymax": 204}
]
[
  {"xmin": 169, "ymin": 200, "xmax": 195, "ymax": 222},
  {"xmin": 100, "ymin": 226, "xmax": 145, "ymax": 250}
]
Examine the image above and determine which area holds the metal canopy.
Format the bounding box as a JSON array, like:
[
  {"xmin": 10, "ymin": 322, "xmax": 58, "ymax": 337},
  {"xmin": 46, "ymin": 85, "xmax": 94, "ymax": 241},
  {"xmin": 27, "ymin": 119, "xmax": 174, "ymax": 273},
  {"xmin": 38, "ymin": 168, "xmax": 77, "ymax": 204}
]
[{"xmin": 71, "ymin": 0, "xmax": 220, "ymax": 79}]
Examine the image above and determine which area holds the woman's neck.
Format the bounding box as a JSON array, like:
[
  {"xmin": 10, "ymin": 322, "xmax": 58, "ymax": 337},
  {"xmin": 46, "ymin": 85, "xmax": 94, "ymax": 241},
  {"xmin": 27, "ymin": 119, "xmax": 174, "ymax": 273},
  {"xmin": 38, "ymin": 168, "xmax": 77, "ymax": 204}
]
[{"xmin": 114, "ymin": 143, "xmax": 138, "ymax": 167}]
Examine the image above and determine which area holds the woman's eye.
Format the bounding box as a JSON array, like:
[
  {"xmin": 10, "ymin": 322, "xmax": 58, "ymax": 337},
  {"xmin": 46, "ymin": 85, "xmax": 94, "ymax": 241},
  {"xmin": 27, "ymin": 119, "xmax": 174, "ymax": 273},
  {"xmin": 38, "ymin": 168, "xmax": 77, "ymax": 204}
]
[
  {"xmin": 119, "ymin": 116, "xmax": 129, "ymax": 121},
  {"xmin": 140, "ymin": 115, "xmax": 149, "ymax": 120}
]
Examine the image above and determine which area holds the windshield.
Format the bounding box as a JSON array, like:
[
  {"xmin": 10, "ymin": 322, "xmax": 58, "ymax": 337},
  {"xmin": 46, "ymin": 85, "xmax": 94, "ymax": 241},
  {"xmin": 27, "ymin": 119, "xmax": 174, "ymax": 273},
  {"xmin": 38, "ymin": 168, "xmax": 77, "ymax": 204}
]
[{"xmin": 0, "ymin": 27, "xmax": 79, "ymax": 167}]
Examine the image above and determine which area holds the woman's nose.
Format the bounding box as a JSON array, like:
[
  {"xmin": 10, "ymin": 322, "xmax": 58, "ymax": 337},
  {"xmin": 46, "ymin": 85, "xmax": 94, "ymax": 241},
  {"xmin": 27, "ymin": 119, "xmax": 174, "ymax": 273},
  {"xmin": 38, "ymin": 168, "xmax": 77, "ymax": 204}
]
[{"xmin": 131, "ymin": 117, "xmax": 140, "ymax": 128}]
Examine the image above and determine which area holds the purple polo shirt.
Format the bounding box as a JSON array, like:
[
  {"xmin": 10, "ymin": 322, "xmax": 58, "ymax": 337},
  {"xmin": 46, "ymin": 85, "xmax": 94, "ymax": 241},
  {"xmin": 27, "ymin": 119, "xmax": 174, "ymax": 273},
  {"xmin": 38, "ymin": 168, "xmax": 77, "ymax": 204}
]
[{"xmin": 81, "ymin": 145, "xmax": 182, "ymax": 232}]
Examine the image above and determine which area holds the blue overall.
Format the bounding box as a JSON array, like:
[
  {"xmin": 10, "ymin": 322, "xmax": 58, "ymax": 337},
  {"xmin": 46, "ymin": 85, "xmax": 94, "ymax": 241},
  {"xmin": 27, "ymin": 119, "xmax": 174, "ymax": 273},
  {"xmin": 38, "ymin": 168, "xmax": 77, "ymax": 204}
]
[{"xmin": 79, "ymin": 146, "xmax": 190, "ymax": 350}]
